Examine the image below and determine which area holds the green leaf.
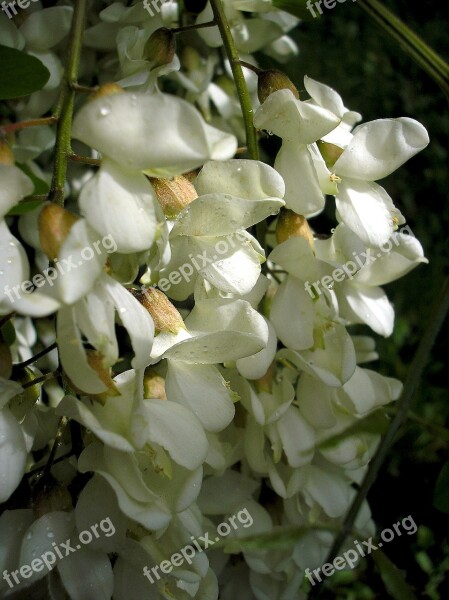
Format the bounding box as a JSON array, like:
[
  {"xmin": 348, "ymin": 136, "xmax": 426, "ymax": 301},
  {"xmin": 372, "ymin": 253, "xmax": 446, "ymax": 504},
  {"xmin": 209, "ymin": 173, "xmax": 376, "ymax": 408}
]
[
  {"xmin": 272, "ymin": 0, "xmax": 319, "ymax": 20},
  {"xmin": 373, "ymin": 550, "xmax": 419, "ymax": 600},
  {"xmin": 218, "ymin": 525, "xmax": 334, "ymax": 553},
  {"xmin": 17, "ymin": 163, "xmax": 50, "ymax": 195},
  {"xmin": 0, "ymin": 45, "xmax": 50, "ymax": 100},
  {"xmin": 318, "ymin": 409, "xmax": 390, "ymax": 450},
  {"xmin": 6, "ymin": 198, "xmax": 44, "ymax": 216},
  {"xmin": 433, "ymin": 460, "xmax": 449, "ymax": 513}
]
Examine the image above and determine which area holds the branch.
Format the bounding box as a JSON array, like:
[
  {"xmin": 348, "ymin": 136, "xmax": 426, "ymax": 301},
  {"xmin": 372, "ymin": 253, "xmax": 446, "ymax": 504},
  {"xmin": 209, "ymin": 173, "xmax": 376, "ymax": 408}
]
[
  {"xmin": 208, "ymin": 0, "xmax": 259, "ymax": 159},
  {"xmin": 49, "ymin": 0, "xmax": 88, "ymax": 205}
]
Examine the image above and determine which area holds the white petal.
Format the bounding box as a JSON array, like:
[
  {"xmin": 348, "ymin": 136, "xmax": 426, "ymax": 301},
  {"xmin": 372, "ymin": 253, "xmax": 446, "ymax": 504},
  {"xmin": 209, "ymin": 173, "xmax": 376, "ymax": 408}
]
[
  {"xmin": 274, "ymin": 142, "xmax": 325, "ymax": 217},
  {"xmin": 269, "ymin": 236, "xmax": 332, "ymax": 282},
  {"xmin": 304, "ymin": 75, "xmax": 346, "ymax": 118},
  {"xmin": 74, "ymin": 282, "xmax": 118, "ymax": 367},
  {"xmin": 164, "ymin": 298, "xmax": 268, "ymax": 363},
  {"xmin": 276, "ymin": 406, "xmax": 315, "ymax": 467},
  {"xmin": 75, "ymin": 475, "xmax": 127, "ymax": 553},
  {"xmin": 198, "ymin": 471, "xmax": 259, "ymax": 515},
  {"xmin": 57, "ymin": 306, "xmax": 109, "ymax": 394},
  {"xmin": 78, "ymin": 443, "xmax": 171, "ymax": 530},
  {"xmin": 59, "ymin": 547, "xmax": 113, "ymax": 600},
  {"xmin": 355, "ymin": 229, "xmax": 428, "ymax": 285},
  {"xmin": 270, "ymin": 277, "xmax": 315, "ymax": 350},
  {"xmin": 254, "ymin": 89, "xmax": 340, "ymax": 144},
  {"xmin": 79, "ymin": 161, "xmax": 157, "ymax": 253},
  {"xmin": 72, "ymin": 92, "xmax": 237, "ymax": 176},
  {"xmin": 131, "ymin": 399, "xmax": 209, "ymax": 469},
  {"xmin": 195, "ymin": 158, "xmax": 284, "ymax": 199},
  {"xmin": 337, "ymin": 281, "xmax": 395, "ymax": 337},
  {"xmin": 0, "ymin": 164, "xmax": 34, "ymax": 219},
  {"xmin": 165, "ymin": 362, "xmax": 235, "ymax": 432},
  {"xmin": 19, "ymin": 7, "xmax": 73, "ymax": 50},
  {"xmin": 237, "ymin": 317, "xmax": 277, "ymax": 379},
  {"xmin": 0, "ymin": 509, "xmax": 34, "ymax": 580},
  {"xmin": 195, "ymin": 236, "xmax": 262, "ymax": 295},
  {"xmin": 54, "ymin": 220, "xmax": 107, "ymax": 304},
  {"xmin": 0, "ymin": 379, "xmax": 23, "ymax": 409},
  {"xmin": 102, "ymin": 275, "xmax": 154, "ymax": 369},
  {"xmin": 19, "ymin": 511, "xmax": 75, "ymax": 583},
  {"xmin": 334, "ymin": 117, "xmax": 429, "ymax": 181},
  {"xmin": 56, "ymin": 395, "xmax": 135, "ymax": 452},
  {"xmin": 0, "ymin": 408, "xmax": 27, "ymax": 502},
  {"xmin": 336, "ymin": 180, "xmax": 399, "ymax": 247}
]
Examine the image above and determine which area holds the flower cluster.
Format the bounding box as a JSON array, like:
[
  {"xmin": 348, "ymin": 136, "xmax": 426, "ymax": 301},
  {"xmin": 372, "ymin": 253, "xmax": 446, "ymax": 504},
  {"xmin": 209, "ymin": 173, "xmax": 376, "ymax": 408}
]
[{"xmin": 0, "ymin": 2, "xmax": 429, "ymax": 600}]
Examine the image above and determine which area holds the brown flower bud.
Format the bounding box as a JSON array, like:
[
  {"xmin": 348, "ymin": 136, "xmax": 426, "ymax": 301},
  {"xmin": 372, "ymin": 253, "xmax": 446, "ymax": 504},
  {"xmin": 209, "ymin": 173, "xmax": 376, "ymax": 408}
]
[
  {"xmin": 143, "ymin": 368, "xmax": 167, "ymax": 400},
  {"xmin": 130, "ymin": 287, "xmax": 186, "ymax": 334},
  {"xmin": 90, "ymin": 82, "xmax": 125, "ymax": 101},
  {"xmin": 39, "ymin": 204, "xmax": 79, "ymax": 261},
  {"xmin": 143, "ymin": 27, "xmax": 176, "ymax": 68},
  {"xmin": 276, "ymin": 209, "xmax": 314, "ymax": 248},
  {"xmin": 151, "ymin": 175, "xmax": 198, "ymax": 218},
  {"xmin": 258, "ymin": 70, "xmax": 299, "ymax": 104}
]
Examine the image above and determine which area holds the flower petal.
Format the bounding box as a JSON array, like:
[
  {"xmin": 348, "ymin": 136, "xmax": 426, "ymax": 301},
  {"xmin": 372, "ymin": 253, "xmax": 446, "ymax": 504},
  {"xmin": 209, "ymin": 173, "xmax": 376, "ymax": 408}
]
[
  {"xmin": 254, "ymin": 89, "xmax": 340, "ymax": 144},
  {"xmin": 79, "ymin": 161, "xmax": 157, "ymax": 254},
  {"xmin": 334, "ymin": 117, "xmax": 429, "ymax": 181},
  {"xmin": 72, "ymin": 93, "xmax": 237, "ymax": 175}
]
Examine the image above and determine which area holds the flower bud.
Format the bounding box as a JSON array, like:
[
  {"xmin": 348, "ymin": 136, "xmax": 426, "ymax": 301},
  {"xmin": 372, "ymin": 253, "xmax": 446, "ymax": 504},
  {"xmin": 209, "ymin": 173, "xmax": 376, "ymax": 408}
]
[
  {"xmin": 130, "ymin": 287, "xmax": 186, "ymax": 334},
  {"xmin": 150, "ymin": 175, "xmax": 198, "ymax": 218},
  {"xmin": 317, "ymin": 140, "xmax": 344, "ymax": 169},
  {"xmin": 90, "ymin": 82, "xmax": 125, "ymax": 101},
  {"xmin": 258, "ymin": 70, "xmax": 299, "ymax": 104},
  {"xmin": 0, "ymin": 139, "xmax": 14, "ymax": 165},
  {"xmin": 39, "ymin": 204, "xmax": 79, "ymax": 261},
  {"xmin": 143, "ymin": 27, "xmax": 176, "ymax": 68},
  {"xmin": 276, "ymin": 209, "xmax": 314, "ymax": 248},
  {"xmin": 143, "ymin": 368, "xmax": 167, "ymax": 400}
]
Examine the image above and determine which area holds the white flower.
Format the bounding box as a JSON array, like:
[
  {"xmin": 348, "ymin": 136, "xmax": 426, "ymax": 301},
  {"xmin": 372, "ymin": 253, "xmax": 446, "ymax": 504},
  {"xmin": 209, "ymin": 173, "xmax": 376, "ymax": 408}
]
[
  {"xmin": 72, "ymin": 91, "xmax": 238, "ymax": 177},
  {"xmin": 162, "ymin": 159, "xmax": 285, "ymax": 298},
  {"xmin": 254, "ymin": 89, "xmax": 340, "ymax": 216}
]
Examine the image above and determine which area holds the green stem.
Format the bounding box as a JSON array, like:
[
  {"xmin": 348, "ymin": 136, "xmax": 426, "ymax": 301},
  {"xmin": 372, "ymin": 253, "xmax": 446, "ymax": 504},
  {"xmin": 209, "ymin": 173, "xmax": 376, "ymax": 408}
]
[
  {"xmin": 308, "ymin": 274, "xmax": 449, "ymax": 599},
  {"xmin": 357, "ymin": 0, "xmax": 449, "ymax": 99},
  {"xmin": 208, "ymin": 0, "xmax": 259, "ymax": 160},
  {"xmin": 49, "ymin": 0, "xmax": 88, "ymax": 206}
]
